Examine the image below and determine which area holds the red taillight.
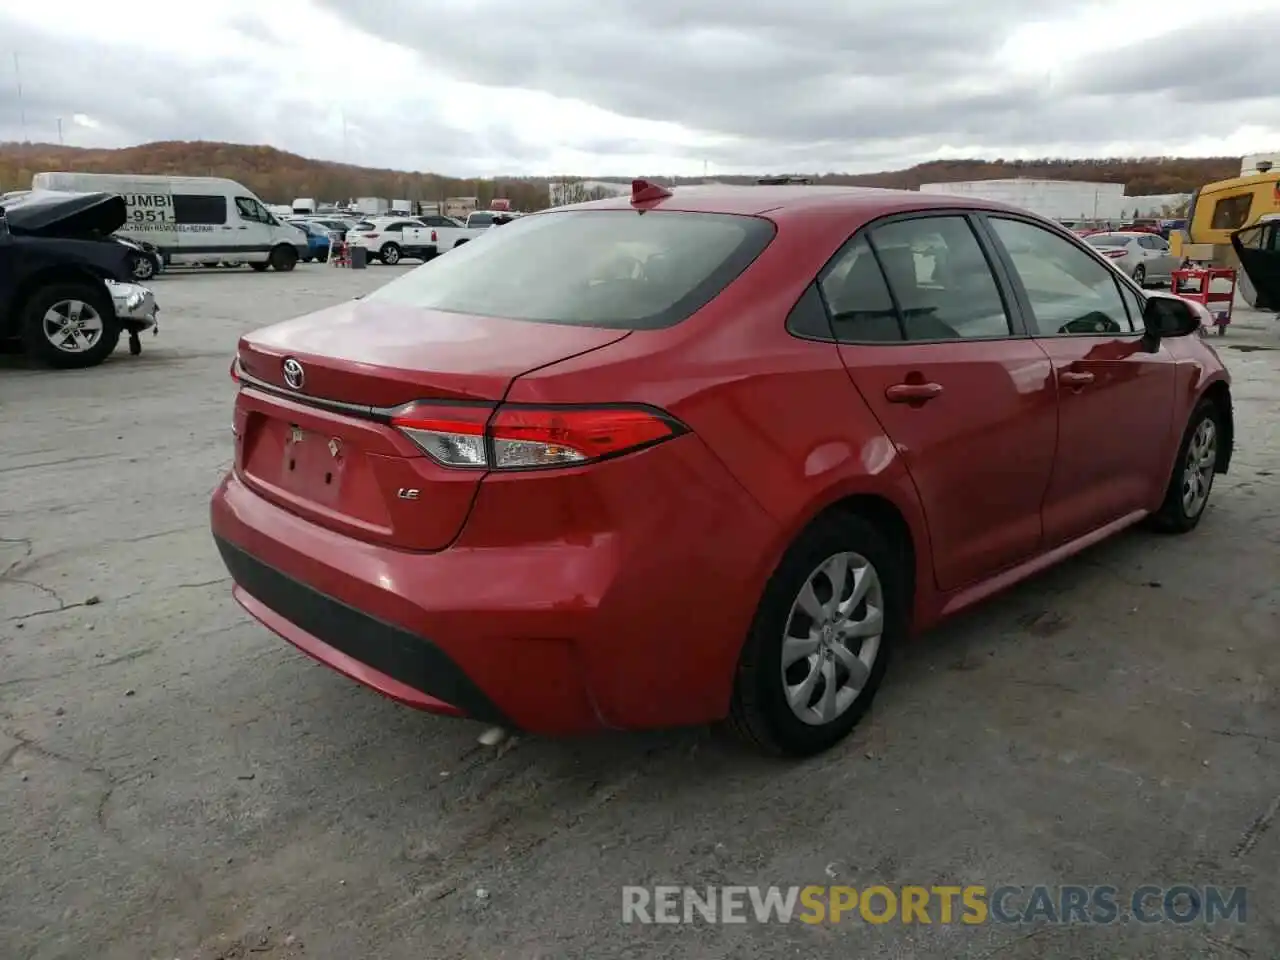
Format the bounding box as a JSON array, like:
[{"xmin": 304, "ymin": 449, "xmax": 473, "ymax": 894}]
[
  {"xmin": 362, "ymin": 232, "xmax": 379, "ymax": 239},
  {"xmin": 1102, "ymin": 249, "xmax": 1128, "ymax": 258},
  {"xmin": 389, "ymin": 403, "xmax": 684, "ymax": 470},
  {"xmin": 431, "ymin": 229, "xmax": 438, "ymax": 242}
]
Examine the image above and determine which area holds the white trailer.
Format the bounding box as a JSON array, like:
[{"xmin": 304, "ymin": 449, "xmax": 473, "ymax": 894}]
[
  {"xmin": 353, "ymin": 197, "xmax": 389, "ymax": 216},
  {"xmin": 917, "ymin": 178, "xmax": 1127, "ymax": 221}
]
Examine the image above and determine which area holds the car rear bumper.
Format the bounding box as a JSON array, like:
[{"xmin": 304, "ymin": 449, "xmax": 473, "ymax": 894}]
[{"xmin": 209, "ymin": 439, "xmax": 778, "ymax": 734}]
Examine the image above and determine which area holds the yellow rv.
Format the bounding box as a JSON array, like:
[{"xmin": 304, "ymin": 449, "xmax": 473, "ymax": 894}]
[{"xmin": 1171, "ymin": 162, "xmax": 1280, "ymax": 304}]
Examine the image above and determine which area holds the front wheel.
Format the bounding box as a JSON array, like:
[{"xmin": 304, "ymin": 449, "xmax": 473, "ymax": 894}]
[
  {"xmin": 20, "ymin": 282, "xmax": 120, "ymax": 369},
  {"xmin": 1132, "ymin": 264, "xmax": 1146, "ymax": 287},
  {"xmin": 269, "ymin": 245, "xmax": 298, "ymax": 272},
  {"xmin": 129, "ymin": 253, "xmax": 157, "ymax": 281},
  {"xmin": 1149, "ymin": 399, "xmax": 1221, "ymax": 533},
  {"xmin": 728, "ymin": 513, "xmax": 901, "ymax": 757},
  {"xmin": 379, "ymin": 242, "xmax": 402, "ymax": 265}
]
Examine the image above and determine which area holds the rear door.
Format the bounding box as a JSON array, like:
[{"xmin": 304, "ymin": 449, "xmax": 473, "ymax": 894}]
[
  {"xmin": 829, "ymin": 213, "xmax": 1058, "ymax": 592},
  {"xmin": 981, "ymin": 215, "xmax": 1178, "ymax": 546},
  {"xmin": 1138, "ymin": 234, "xmax": 1179, "ymax": 281}
]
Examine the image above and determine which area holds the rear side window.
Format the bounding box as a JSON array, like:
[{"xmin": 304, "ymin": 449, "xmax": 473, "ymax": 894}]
[
  {"xmin": 817, "ymin": 235, "xmax": 901, "ymax": 342},
  {"xmin": 173, "ymin": 194, "xmax": 227, "ymax": 225},
  {"xmin": 365, "ymin": 210, "xmax": 776, "ymax": 330},
  {"xmin": 869, "ymin": 216, "xmax": 1012, "ymax": 340}
]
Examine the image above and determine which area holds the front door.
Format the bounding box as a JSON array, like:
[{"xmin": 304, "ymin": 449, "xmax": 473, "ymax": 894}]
[
  {"xmin": 982, "ymin": 215, "xmax": 1178, "ymax": 547},
  {"xmin": 234, "ymin": 196, "xmax": 276, "ymax": 263},
  {"xmin": 824, "ymin": 214, "xmax": 1058, "ymax": 592}
]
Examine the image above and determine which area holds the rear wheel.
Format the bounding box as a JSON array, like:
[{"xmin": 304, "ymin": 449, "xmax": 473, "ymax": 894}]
[
  {"xmin": 728, "ymin": 513, "xmax": 901, "ymax": 757},
  {"xmin": 20, "ymin": 282, "xmax": 120, "ymax": 369},
  {"xmin": 1149, "ymin": 399, "xmax": 1221, "ymax": 533},
  {"xmin": 1133, "ymin": 264, "xmax": 1146, "ymax": 287},
  {"xmin": 380, "ymin": 242, "xmax": 402, "ymax": 265},
  {"xmin": 269, "ymin": 245, "xmax": 298, "ymax": 272}
]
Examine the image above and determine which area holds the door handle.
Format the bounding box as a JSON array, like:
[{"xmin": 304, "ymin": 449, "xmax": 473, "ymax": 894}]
[
  {"xmin": 1059, "ymin": 371, "xmax": 1094, "ymax": 386},
  {"xmin": 885, "ymin": 382, "xmax": 944, "ymax": 403}
]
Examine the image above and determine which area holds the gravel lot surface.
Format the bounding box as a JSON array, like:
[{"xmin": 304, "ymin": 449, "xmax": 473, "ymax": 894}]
[{"xmin": 2, "ymin": 264, "xmax": 1278, "ymax": 959}]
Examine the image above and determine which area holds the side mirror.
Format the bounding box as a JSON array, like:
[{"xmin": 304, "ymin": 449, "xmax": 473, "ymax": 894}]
[{"xmin": 1142, "ymin": 294, "xmax": 1201, "ymax": 339}]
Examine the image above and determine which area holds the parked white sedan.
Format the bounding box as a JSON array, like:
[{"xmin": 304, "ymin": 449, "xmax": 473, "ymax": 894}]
[{"xmin": 1085, "ymin": 231, "xmax": 1180, "ymax": 287}]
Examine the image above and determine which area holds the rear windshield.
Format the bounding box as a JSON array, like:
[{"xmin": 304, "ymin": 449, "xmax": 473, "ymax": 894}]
[
  {"xmin": 1086, "ymin": 234, "xmax": 1129, "ymax": 247},
  {"xmin": 364, "ymin": 209, "xmax": 776, "ymax": 330},
  {"xmin": 468, "ymin": 213, "xmax": 494, "ymax": 226}
]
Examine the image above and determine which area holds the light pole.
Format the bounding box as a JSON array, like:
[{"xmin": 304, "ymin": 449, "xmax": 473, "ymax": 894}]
[{"xmin": 13, "ymin": 53, "xmax": 26, "ymax": 141}]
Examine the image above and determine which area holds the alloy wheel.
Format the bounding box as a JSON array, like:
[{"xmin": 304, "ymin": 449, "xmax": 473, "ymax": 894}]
[
  {"xmin": 1181, "ymin": 416, "xmax": 1217, "ymax": 517},
  {"xmin": 42, "ymin": 299, "xmax": 104, "ymax": 353},
  {"xmin": 781, "ymin": 551, "xmax": 885, "ymax": 726}
]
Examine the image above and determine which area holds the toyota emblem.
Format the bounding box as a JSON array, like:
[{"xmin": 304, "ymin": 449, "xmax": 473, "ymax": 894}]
[{"xmin": 282, "ymin": 358, "xmax": 305, "ymax": 390}]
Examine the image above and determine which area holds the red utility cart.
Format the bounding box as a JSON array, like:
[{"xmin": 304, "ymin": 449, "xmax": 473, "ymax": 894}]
[{"xmin": 1171, "ymin": 265, "xmax": 1236, "ymax": 336}]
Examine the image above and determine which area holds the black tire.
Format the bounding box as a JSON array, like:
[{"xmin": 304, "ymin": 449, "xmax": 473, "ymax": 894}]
[
  {"xmin": 1133, "ymin": 264, "xmax": 1146, "ymax": 287},
  {"xmin": 20, "ymin": 281, "xmax": 120, "ymax": 369},
  {"xmin": 249, "ymin": 262, "xmax": 270, "ymax": 272},
  {"xmin": 269, "ymin": 245, "xmax": 298, "ymax": 272},
  {"xmin": 129, "ymin": 253, "xmax": 157, "ymax": 281},
  {"xmin": 380, "ymin": 242, "xmax": 402, "ymax": 265},
  {"xmin": 728, "ymin": 512, "xmax": 903, "ymax": 757},
  {"xmin": 1149, "ymin": 398, "xmax": 1221, "ymax": 534}
]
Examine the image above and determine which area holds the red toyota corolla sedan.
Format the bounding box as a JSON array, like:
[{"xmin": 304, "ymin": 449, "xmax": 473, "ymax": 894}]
[{"xmin": 212, "ymin": 181, "xmax": 1234, "ymax": 756}]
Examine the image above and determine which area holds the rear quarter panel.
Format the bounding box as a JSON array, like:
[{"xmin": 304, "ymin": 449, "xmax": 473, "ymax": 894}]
[{"xmin": 505, "ymin": 208, "xmax": 938, "ymax": 632}]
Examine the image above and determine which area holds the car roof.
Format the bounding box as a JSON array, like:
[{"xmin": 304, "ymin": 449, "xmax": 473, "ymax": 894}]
[{"xmin": 562, "ymin": 184, "xmax": 1035, "ymax": 223}]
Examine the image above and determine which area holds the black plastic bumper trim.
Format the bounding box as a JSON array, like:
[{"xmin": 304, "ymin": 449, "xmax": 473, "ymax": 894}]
[{"xmin": 214, "ymin": 535, "xmax": 510, "ymax": 726}]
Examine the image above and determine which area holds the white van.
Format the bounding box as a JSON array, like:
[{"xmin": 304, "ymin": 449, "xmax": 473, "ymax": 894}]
[{"xmin": 30, "ymin": 172, "xmax": 307, "ymax": 271}]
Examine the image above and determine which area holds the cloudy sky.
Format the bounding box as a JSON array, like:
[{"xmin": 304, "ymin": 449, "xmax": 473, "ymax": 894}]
[{"xmin": 1, "ymin": 0, "xmax": 1277, "ymax": 176}]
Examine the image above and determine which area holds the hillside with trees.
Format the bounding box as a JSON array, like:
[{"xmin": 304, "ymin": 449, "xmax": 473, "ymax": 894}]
[{"xmin": 0, "ymin": 140, "xmax": 1242, "ymax": 210}]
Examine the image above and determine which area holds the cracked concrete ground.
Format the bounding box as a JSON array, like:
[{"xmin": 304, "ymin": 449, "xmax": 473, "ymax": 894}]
[{"xmin": 1, "ymin": 264, "xmax": 1278, "ymax": 960}]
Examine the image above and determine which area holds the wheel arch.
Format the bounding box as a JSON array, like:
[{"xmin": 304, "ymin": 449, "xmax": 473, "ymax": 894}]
[
  {"xmin": 760, "ymin": 486, "xmax": 929, "ymax": 636},
  {"xmin": 1200, "ymin": 378, "xmax": 1234, "ymax": 473}
]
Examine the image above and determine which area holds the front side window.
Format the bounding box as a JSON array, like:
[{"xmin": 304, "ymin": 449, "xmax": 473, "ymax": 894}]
[
  {"xmin": 173, "ymin": 194, "xmax": 227, "ymax": 225},
  {"xmin": 236, "ymin": 197, "xmax": 271, "ymax": 223},
  {"xmin": 989, "ymin": 217, "xmax": 1133, "ymax": 335},
  {"xmin": 1210, "ymin": 193, "xmax": 1253, "ymax": 230},
  {"xmin": 868, "ymin": 215, "xmax": 1012, "ymax": 340},
  {"xmin": 365, "ymin": 209, "xmax": 775, "ymax": 330},
  {"xmin": 1118, "ymin": 278, "xmax": 1145, "ymax": 330}
]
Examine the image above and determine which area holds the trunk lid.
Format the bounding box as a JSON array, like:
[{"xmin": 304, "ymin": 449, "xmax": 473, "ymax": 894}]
[
  {"xmin": 234, "ymin": 300, "xmax": 630, "ymax": 550},
  {"xmin": 237, "ymin": 299, "xmax": 630, "ymax": 405}
]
